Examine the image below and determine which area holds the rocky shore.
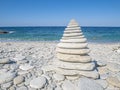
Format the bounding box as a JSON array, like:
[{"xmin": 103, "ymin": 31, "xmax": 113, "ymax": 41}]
[
  {"xmin": 0, "ymin": 20, "xmax": 120, "ymax": 90},
  {"xmin": 0, "ymin": 41, "xmax": 120, "ymax": 90},
  {"xmin": 0, "ymin": 30, "xmax": 9, "ymax": 34}
]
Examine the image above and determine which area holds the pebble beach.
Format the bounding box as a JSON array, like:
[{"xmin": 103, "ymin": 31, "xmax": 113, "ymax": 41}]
[
  {"xmin": 1, "ymin": 0, "xmax": 120, "ymax": 89},
  {"xmin": 0, "ymin": 41, "xmax": 120, "ymax": 90}
]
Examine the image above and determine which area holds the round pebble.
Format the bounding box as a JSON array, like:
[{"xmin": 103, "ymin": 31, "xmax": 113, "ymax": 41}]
[
  {"xmin": 53, "ymin": 74, "xmax": 65, "ymax": 81},
  {"xmin": 13, "ymin": 76, "xmax": 25, "ymax": 85},
  {"xmin": 30, "ymin": 76, "xmax": 47, "ymax": 89}
]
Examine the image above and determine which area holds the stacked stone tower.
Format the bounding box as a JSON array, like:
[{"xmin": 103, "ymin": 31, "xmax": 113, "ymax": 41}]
[{"xmin": 54, "ymin": 19, "xmax": 99, "ymax": 79}]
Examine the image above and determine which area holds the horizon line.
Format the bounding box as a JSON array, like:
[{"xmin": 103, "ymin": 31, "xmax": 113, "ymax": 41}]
[{"xmin": 0, "ymin": 25, "xmax": 120, "ymax": 27}]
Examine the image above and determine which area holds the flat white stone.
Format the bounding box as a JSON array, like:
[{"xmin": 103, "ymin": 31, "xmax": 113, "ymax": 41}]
[
  {"xmin": 13, "ymin": 54, "xmax": 26, "ymax": 61},
  {"xmin": 105, "ymin": 85, "xmax": 120, "ymax": 90},
  {"xmin": 60, "ymin": 38, "xmax": 87, "ymax": 43},
  {"xmin": 30, "ymin": 77, "xmax": 47, "ymax": 89},
  {"xmin": 66, "ymin": 75, "xmax": 80, "ymax": 80},
  {"xmin": 57, "ymin": 53, "xmax": 92, "ymax": 63},
  {"xmin": 0, "ymin": 72, "xmax": 16, "ymax": 84},
  {"xmin": 66, "ymin": 19, "xmax": 81, "ymax": 29},
  {"xmin": 56, "ymin": 48, "xmax": 89, "ymax": 55},
  {"xmin": 116, "ymin": 72, "xmax": 120, "ymax": 81},
  {"xmin": 64, "ymin": 30, "xmax": 81, "ymax": 33},
  {"xmin": 36, "ymin": 70, "xmax": 43, "ymax": 76},
  {"xmin": 65, "ymin": 27, "xmax": 80, "ymax": 30},
  {"xmin": 55, "ymin": 67, "xmax": 99, "ymax": 79},
  {"xmin": 13, "ymin": 76, "xmax": 24, "ymax": 85},
  {"xmin": 9, "ymin": 86, "xmax": 16, "ymax": 90},
  {"xmin": 2, "ymin": 81, "xmax": 13, "ymax": 88},
  {"xmin": 0, "ymin": 58, "xmax": 11, "ymax": 64},
  {"xmin": 116, "ymin": 49, "xmax": 120, "ymax": 53},
  {"xmin": 17, "ymin": 60, "xmax": 28, "ymax": 64},
  {"xmin": 19, "ymin": 64, "xmax": 34, "ymax": 71},
  {"xmin": 107, "ymin": 62, "xmax": 120, "ymax": 72},
  {"xmin": 0, "ymin": 69, "xmax": 8, "ymax": 74},
  {"xmin": 68, "ymin": 22, "xmax": 78, "ymax": 25},
  {"xmin": 63, "ymin": 33, "xmax": 83, "ymax": 37},
  {"xmin": 76, "ymin": 77, "xmax": 104, "ymax": 90},
  {"xmin": 95, "ymin": 79, "xmax": 108, "ymax": 89},
  {"xmin": 41, "ymin": 65, "xmax": 55, "ymax": 72},
  {"xmin": 67, "ymin": 22, "xmax": 79, "ymax": 27},
  {"xmin": 41, "ymin": 74, "xmax": 51, "ymax": 81},
  {"xmin": 97, "ymin": 61, "xmax": 107, "ymax": 67},
  {"xmin": 62, "ymin": 80, "xmax": 75, "ymax": 90},
  {"xmin": 54, "ymin": 67, "xmax": 76, "ymax": 75},
  {"xmin": 67, "ymin": 24, "xmax": 79, "ymax": 28},
  {"xmin": 107, "ymin": 76, "xmax": 120, "ymax": 88},
  {"xmin": 68, "ymin": 19, "xmax": 78, "ymax": 23},
  {"xmin": 53, "ymin": 74, "xmax": 65, "ymax": 81},
  {"xmin": 10, "ymin": 64, "xmax": 19, "ymax": 70},
  {"xmin": 17, "ymin": 86, "xmax": 28, "ymax": 90},
  {"xmin": 53, "ymin": 60, "xmax": 95, "ymax": 71},
  {"xmin": 62, "ymin": 35, "xmax": 84, "ymax": 39},
  {"xmin": 97, "ymin": 67, "xmax": 109, "ymax": 75},
  {"xmin": 18, "ymin": 71, "xmax": 29, "ymax": 75},
  {"xmin": 100, "ymin": 73, "xmax": 110, "ymax": 80},
  {"xmin": 57, "ymin": 43, "xmax": 88, "ymax": 49}
]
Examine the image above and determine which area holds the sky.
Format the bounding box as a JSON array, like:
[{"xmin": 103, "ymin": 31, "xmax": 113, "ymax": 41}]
[{"xmin": 0, "ymin": 0, "xmax": 120, "ymax": 26}]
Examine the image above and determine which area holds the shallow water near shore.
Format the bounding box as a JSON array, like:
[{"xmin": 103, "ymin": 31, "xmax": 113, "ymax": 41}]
[{"xmin": 0, "ymin": 27, "xmax": 120, "ymax": 43}]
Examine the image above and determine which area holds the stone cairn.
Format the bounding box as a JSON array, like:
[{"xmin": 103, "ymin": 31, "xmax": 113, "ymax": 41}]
[
  {"xmin": 53, "ymin": 19, "xmax": 99, "ymax": 79},
  {"xmin": 42, "ymin": 19, "xmax": 99, "ymax": 80}
]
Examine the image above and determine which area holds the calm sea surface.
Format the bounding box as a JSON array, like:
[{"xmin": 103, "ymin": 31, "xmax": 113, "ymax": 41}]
[{"xmin": 0, "ymin": 27, "xmax": 120, "ymax": 43}]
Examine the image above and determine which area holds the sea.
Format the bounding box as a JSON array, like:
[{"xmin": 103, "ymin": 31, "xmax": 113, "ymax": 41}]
[{"xmin": 0, "ymin": 27, "xmax": 120, "ymax": 43}]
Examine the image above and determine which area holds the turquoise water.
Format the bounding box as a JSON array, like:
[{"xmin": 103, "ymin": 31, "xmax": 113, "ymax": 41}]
[{"xmin": 0, "ymin": 27, "xmax": 120, "ymax": 43}]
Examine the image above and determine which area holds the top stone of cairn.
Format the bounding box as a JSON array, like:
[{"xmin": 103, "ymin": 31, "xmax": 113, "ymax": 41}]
[{"xmin": 67, "ymin": 19, "xmax": 79, "ymax": 28}]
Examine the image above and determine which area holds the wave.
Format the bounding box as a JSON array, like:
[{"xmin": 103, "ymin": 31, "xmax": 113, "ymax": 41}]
[{"xmin": 9, "ymin": 31, "xmax": 15, "ymax": 34}]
